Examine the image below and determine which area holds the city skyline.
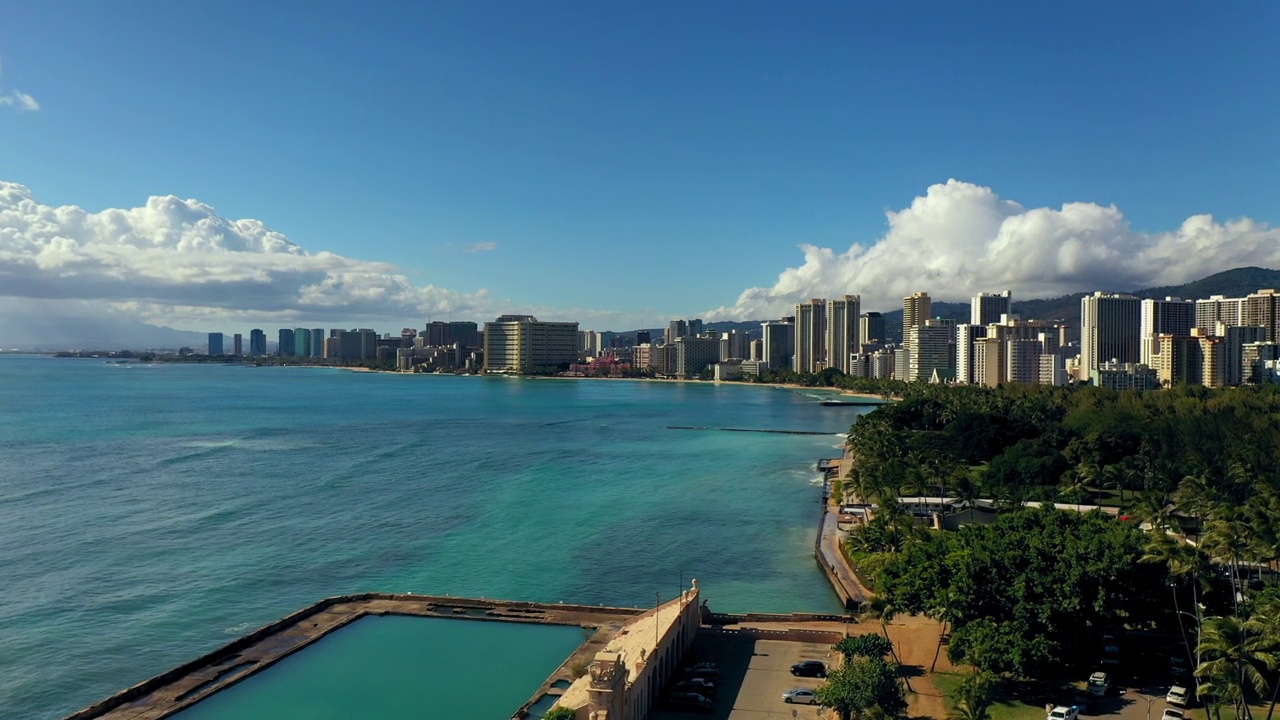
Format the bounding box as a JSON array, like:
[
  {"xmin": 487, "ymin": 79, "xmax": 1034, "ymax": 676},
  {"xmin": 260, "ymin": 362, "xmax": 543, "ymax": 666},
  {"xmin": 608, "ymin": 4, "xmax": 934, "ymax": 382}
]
[{"xmin": 3, "ymin": 4, "xmax": 1280, "ymax": 342}]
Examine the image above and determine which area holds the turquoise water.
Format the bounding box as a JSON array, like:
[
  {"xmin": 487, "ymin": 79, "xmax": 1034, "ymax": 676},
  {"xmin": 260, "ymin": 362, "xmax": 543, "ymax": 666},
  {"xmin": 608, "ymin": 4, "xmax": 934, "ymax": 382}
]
[
  {"xmin": 0, "ymin": 356, "xmax": 866, "ymax": 719},
  {"xmin": 174, "ymin": 616, "xmax": 584, "ymax": 720}
]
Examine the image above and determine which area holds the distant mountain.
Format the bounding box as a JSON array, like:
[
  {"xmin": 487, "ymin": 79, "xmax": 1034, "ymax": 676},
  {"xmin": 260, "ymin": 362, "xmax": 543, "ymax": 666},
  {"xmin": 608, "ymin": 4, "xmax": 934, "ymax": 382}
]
[{"xmin": 0, "ymin": 299, "xmax": 207, "ymax": 351}]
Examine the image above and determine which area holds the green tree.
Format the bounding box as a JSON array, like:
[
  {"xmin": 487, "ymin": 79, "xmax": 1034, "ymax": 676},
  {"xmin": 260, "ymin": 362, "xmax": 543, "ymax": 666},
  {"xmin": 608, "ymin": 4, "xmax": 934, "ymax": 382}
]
[
  {"xmin": 948, "ymin": 669, "xmax": 998, "ymax": 720},
  {"xmin": 1196, "ymin": 615, "xmax": 1276, "ymax": 720},
  {"xmin": 835, "ymin": 633, "xmax": 894, "ymax": 660},
  {"xmin": 544, "ymin": 706, "xmax": 576, "ymax": 720},
  {"xmin": 816, "ymin": 656, "xmax": 907, "ymax": 720}
]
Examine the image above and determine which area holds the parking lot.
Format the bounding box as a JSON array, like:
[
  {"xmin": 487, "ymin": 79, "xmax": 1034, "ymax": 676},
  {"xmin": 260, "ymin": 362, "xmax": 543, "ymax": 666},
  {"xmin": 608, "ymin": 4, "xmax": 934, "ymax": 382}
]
[{"xmin": 649, "ymin": 632, "xmax": 837, "ymax": 720}]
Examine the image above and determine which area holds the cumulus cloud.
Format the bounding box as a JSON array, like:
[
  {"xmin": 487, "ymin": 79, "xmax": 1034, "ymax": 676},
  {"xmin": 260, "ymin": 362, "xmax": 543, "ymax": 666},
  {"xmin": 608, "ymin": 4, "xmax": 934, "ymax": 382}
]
[
  {"xmin": 465, "ymin": 241, "xmax": 497, "ymax": 253},
  {"xmin": 706, "ymin": 179, "xmax": 1280, "ymax": 319},
  {"xmin": 0, "ymin": 181, "xmax": 488, "ymax": 326},
  {"xmin": 0, "ymin": 59, "xmax": 39, "ymax": 111}
]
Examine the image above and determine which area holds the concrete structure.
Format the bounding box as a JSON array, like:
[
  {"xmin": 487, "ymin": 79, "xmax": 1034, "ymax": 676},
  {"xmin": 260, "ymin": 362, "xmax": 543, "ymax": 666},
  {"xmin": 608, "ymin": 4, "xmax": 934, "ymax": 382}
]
[
  {"xmin": 713, "ymin": 360, "xmax": 743, "ymax": 381},
  {"xmin": 293, "ymin": 327, "xmax": 311, "ymax": 357},
  {"xmin": 1091, "ymin": 360, "xmax": 1158, "ymax": 390},
  {"xmin": 207, "ymin": 333, "xmax": 223, "ymax": 356},
  {"xmin": 555, "ymin": 584, "xmax": 701, "ymax": 720},
  {"xmin": 483, "ymin": 315, "xmax": 579, "ymax": 374},
  {"xmin": 955, "ymin": 323, "xmax": 986, "ymax": 384},
  {"xmin": 971, "ymin": 290, "xmax": 1012, "ymax": 326},
  {"xmin": 232, "ymin": 333, "xmax": 242, "ymax": 356},
  {"xmin": 1221, "ymin": 324, "xmax": 1267, "ymax": 386},
  {"xmin": 825, "ymin": 295, "xmax": 861, "ymax": 374},
  {"xmin": 860, "ymin": 311, "xmax": 885, "ymax": 347},
  {"xmin": 1196, "ymin": 295, "xmax": 1244, "ymax": 334},
  {"xmin": 1140, "ymin": 297, "xmax": 1195, "ymax": 365},
  {"xmin": 1242, "ymin": 289, "xmax": 1280, "ymax": 341},
  {"xmin": 1152, "ymin": 334, "xmax": 1201, "ymax": 387},
  {"xmin": 309, "ymin": 329, "xmax": 325, "ymax": 358},
  {"xmin": 793, "ymin": 299, "xmax": 826, "ymax": 373},
  {"xmin": 248, "ymin": 329, "xmax": 267, "ymax": 356},
  {"xmin": 1079, "ymin": 292, "xmax": 1140, "ymax": 379},
  {"xmin": 718, "ymin": 330, "xmax": 749, "ymax": 362},
  {"xmin": 673, "ymin": 336, "xmax": 720, "ymax": 379},
  {"xmin": 664, "ymin": 320, "xmax": 688, "ymax": 345},
  {"xmin": 738, "ymin": 359, "xmax": 767, "ymax": 378},
  {"xmin": 1200, "ymin": 334, "xmax": 1226, "ymax": 388},
  {"xmin": 906, "ymin": 319, "xmax": 954, "ymax": 382},
  {"xmin": 761, "ymin": 320, "xmax": 794, "ymax": 371},
  {"xmin": 902, "ymin": 292, "xmax": 932, "ymax": 347},
  {"xmin": 277, "ymin": 329, "xmax": 294, "ymax": 357},
  {"xmin": 1243, "ymin": 342, "xmax": 1280, "ymax": 384}
]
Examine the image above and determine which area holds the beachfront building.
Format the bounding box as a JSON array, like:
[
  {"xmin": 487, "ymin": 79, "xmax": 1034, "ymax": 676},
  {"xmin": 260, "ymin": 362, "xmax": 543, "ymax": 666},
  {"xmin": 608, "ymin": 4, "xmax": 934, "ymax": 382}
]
[
  {"xmin": 761, "ymin": 319, "xmax": 794, "ymax": 371},
  {"xmin": 793, "ymin": 299, "xmax": 826, "ymax": 373},
  {"xmin": 1078, "ymin": 292, "xmax": 1141, "ymax": 380},
  {"xmin": 860, "ymin": 311, "xmax": 886, "ymax": 347},
  {"xmin": 207, "ymin": 333, "xmax": 224, "ymax": 356},
  {"xmin": 249, "ymin": 329, "xmax": 267, "ymax": 356},
  {"xmin": 674, "ymin": 336, "xmax": 720, "ymax": 379},
  {"xmin": 825, "ymin": 295, "xmax": 861, "ymax": 374},
  {"xmin": 232, "ymin": 334, "xmax": 242, "ymax": 356},
  {"xmin": 906, "ymin": 319, "xmax": 954, "ymax": 382},
  {"xmin": 483, "ymin": 315, "xmax": 579, "ymax": 374},
  {"xmin": 902, "ymin": 292, "xmax": 932, "ymax": 347},
  {"xmin": 277, "ymin": 329, "xmax": 295, "ymax": 357}
]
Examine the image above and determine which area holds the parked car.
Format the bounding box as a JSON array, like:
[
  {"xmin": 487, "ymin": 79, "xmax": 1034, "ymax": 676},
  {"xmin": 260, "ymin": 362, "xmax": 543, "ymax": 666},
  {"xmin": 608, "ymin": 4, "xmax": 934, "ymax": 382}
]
[
  {"xmin": 1163, "ymin": 709, "xmax": 1185, "ymax": 720},
  {"xmin": 1087, "ymin": 671, "xmax": 1111, "ymax": 697},
  {"xmin": 1167, "ymin": 685, "xmax": 1190, "ymax": 707},
  {"xmin": 783, "ymin": 687, "xmax": 820, "ymax": 705},
  {"xmin": 667, "ymin": 693, "xmax": 714, "ymax": 713},
  {"xmin": 672, "ymin": 680, "xmax": 717, "ymax": 698},
  {"xmin": 791, "ymin": 660, "xmax": 828, "ymax": 677},
  {"xmin": 686, "ymin": 662, "xmax": 719, "ymax": 672},
  {"xmin": 683, "ymin": 667, "xmax": 719, "ymax": 681},
  {"xmin": 1048, "ymin": 706, "xmax": 1081, "ymax": 720},
  {"xmin": 1101, "ymin": 634, "xmax": 1121, "ymax": 667}
]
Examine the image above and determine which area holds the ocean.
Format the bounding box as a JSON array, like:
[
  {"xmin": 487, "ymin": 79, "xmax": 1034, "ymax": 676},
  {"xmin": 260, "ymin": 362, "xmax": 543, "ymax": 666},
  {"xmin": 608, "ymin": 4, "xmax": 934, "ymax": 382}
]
[{"xmin": 0, "ymin": 355, "xmax": 869, "ymax": 719}]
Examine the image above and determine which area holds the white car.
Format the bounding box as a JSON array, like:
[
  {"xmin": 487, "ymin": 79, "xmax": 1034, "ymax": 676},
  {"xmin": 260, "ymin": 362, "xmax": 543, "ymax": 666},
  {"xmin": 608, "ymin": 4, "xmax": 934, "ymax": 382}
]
[
  {"xmin": 1167, "ymin": 686, "xmax": 1189, "ymax": 706},
  {"xmin": 1048, "ymin": 706, "xmax": 1080, "ymax": 720},
  {"xmin": 1163, "ymin": 709, "xmax": 1185, "ymax": 720},
  {"xmin": 783, "ymin": 687, "xmax": 820, "ymax": 705}
]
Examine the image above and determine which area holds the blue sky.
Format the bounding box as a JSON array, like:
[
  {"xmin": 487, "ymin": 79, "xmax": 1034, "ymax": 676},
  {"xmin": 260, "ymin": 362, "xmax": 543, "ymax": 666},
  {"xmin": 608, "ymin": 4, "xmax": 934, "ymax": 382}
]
[{"xmin": 1, "ymin": 2, "xmax": 1278, "ymax": 333}]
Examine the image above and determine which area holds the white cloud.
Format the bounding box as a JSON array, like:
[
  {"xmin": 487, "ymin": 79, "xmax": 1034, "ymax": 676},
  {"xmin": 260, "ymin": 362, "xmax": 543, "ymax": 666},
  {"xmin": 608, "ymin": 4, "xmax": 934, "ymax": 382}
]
[
  {"xmin": 0, "ymin": 59, "xmax": 39, "ymax": 111},
  {"xmin": 0, "ymin": 181, "xmax": 490, "ymax": 327},
  {"xmin": 706, "ymin": 179, "xmax": 1280, "ymax": 319},
  {"xmin": 465, "ymin": 241, "xmax": 497, "ymax": 253}
]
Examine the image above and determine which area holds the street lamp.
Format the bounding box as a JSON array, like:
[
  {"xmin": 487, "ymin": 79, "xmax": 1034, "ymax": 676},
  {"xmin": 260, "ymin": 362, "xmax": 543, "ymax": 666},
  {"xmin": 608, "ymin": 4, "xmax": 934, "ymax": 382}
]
[{"xmin": 1130, "ymin": 692, "xmax": 1157, "ymax": 720}]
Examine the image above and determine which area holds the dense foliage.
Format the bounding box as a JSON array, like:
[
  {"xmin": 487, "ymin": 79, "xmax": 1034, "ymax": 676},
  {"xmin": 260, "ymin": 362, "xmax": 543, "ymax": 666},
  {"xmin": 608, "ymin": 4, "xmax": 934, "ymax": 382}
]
[
  {"xmin": 816, "ymin": 655, "xmax": 907, "ymax": 720},
  {"xmin": 839, "ymin": 383, "xmax": 1280, "ymax": 719}
]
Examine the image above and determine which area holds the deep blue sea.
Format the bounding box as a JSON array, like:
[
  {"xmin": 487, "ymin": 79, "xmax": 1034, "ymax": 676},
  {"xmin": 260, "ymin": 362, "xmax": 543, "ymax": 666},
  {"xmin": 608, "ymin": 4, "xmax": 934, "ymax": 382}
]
[{"xmin": 0, "ymin": 355, "xmax": 868, "ymax": 719}]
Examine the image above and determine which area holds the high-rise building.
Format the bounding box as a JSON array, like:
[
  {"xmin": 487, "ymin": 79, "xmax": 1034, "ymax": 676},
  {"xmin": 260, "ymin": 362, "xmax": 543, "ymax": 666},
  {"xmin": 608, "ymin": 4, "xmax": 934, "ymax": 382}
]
[
  {"xmin": 293, "ymin": 328, "xmax": 311, "ymax": 358},
  {"xmin": 955, "ymin": 324, "xmax": 987, "ymax": 384},
  {"xmin": 1139, "ymin": 297, "xmax": 1195, "ymax": 365},
  {"xmin": 860, "ymin": 312, "xmax": 885, "ymax": 346},
  {"xmin": 719, "ymin": 330, "xmax": 749, "ymax": 361},
  {"xmin": 207, "ymin": 333, "xmax": 224, "ymax": 356},
  {"xmin": 1195, "ymin": 295, "xmax": 1244, "ymax": 334},
  {"xmin": 1079, "ymin": 292, "xmax": 1140, "ymax": 378},
  {"xmin": 688, "ymin": 319, "xmax": 704, "ymax": 337},
  {"xmin": 902, "ymin": 292, "xmax": 932, "ymax": 347},
  {"xmin": 1153, "ymin": 334, "xmax": 1202, "ymax": 387},
  {"xmin": 674, "ymin": 336, "xmax": 720, "ymax": 379},
  {"xmin": 971, "ymin": 291, "xmax": 1012, "ymax": 326},
  {"xmin": 424, "ymin": 321, "xmax": 449, "ymax": 346},
  {"xmin": 1220, "ymin": 324, "xmax": 1267, "ymax": 386},
  {"xmin": 793, "ymin": 299, "xmax": 826, "ymax": 373},
  {"xmin": 761, "ymin": 320, "xmax": 795, "ymax": 371},
  {"xmin": 1243, "ymin": 342, "xmax": 1280, "ymax": 384},
  {"xmin": 1241, "ymin": 289, "xmax": 1280, "ymax": 341},
  {"xmin": 277, "ymin": 329, "xmax": 295, "ymax": 357},
  {"xmin": 249, "ymin": 329, "xmax": 267, "ymax": 356},
  {"xmin": 636, "ymin": 330, "xmax": 651, "ymax": 345},
  {"xmin": 232, "ymin": 333, "xmax": 242, "ymax": 356},
  {"xmin": 906, "ymin": 319, "xmax": 955, "ymax": 382},
  {"xmin": 483, "ymin": 315, "xmax": 579, "ymax": 373},
  {"xmin": 825, "ymin": 295, "xmax": 861, "ymax": 374},
  {"xmin": 449, "ymin": 321, "xmax": 480, "ymax": 347},
  {"xmin": 665, "ymin": 320, "xmax": 688, "ymax": 344},
  {"xmin": 310, "ymin": 329, "xmax": 325, "ymax": 358},
  {"xmin": 334, "ymin": 328, "xmax": 378, "ymax": 360}
]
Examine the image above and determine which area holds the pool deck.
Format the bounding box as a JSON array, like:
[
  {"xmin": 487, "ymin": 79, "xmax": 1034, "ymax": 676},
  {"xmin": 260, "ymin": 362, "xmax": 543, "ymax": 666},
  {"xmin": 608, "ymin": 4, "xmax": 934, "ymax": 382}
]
[{"xmin": 64, "ymin": 593, "xmax": 645, "ymax": 720}]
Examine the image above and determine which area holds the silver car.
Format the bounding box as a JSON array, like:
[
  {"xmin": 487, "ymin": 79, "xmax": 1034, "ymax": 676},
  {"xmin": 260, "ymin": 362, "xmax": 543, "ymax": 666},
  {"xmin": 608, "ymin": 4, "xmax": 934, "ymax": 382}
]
[{"xmin": 783, "ymin": 687, "xmax": 820, "ymax": 705}]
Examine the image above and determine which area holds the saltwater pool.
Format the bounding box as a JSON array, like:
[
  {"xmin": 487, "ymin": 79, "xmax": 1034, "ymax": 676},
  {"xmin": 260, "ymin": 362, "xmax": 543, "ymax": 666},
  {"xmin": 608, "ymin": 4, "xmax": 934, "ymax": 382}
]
[{"xmin": 173, "ymin": 615, "xmax": 586, "ymax": 719}]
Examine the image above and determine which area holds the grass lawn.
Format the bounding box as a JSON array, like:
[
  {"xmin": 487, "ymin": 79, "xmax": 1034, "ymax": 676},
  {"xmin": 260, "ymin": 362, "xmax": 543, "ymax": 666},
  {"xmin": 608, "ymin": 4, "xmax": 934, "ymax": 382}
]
[{"xmin": 932, "ymin": 672, "xmax": 1054, "ymax": 720}]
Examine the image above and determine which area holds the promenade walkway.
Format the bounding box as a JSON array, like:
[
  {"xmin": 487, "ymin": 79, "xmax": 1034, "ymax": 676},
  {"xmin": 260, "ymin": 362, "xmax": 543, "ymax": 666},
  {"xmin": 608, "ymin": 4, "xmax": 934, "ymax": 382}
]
[{"xmin": 816, "ymin": 452, "xmax": 872, "ymax": 610}]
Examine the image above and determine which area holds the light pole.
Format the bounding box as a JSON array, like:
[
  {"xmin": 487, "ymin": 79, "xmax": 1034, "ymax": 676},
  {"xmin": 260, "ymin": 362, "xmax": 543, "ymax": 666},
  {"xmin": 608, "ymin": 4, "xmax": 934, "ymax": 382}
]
[
  {"xmin": 1131, "ymin": 692, "xmax": 1156, "ymax": 720},
  {"xmin": 1175, "ymin": 608, "xmax": 1203, "ymax": 697}
]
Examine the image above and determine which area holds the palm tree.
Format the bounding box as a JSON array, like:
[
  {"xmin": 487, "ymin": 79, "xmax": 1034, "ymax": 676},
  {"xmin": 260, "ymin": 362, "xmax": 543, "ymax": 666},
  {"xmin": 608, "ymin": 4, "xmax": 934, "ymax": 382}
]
[{"xmin": 1197, "ymin": 615, "xmax": 1276, "ymax": 720}]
